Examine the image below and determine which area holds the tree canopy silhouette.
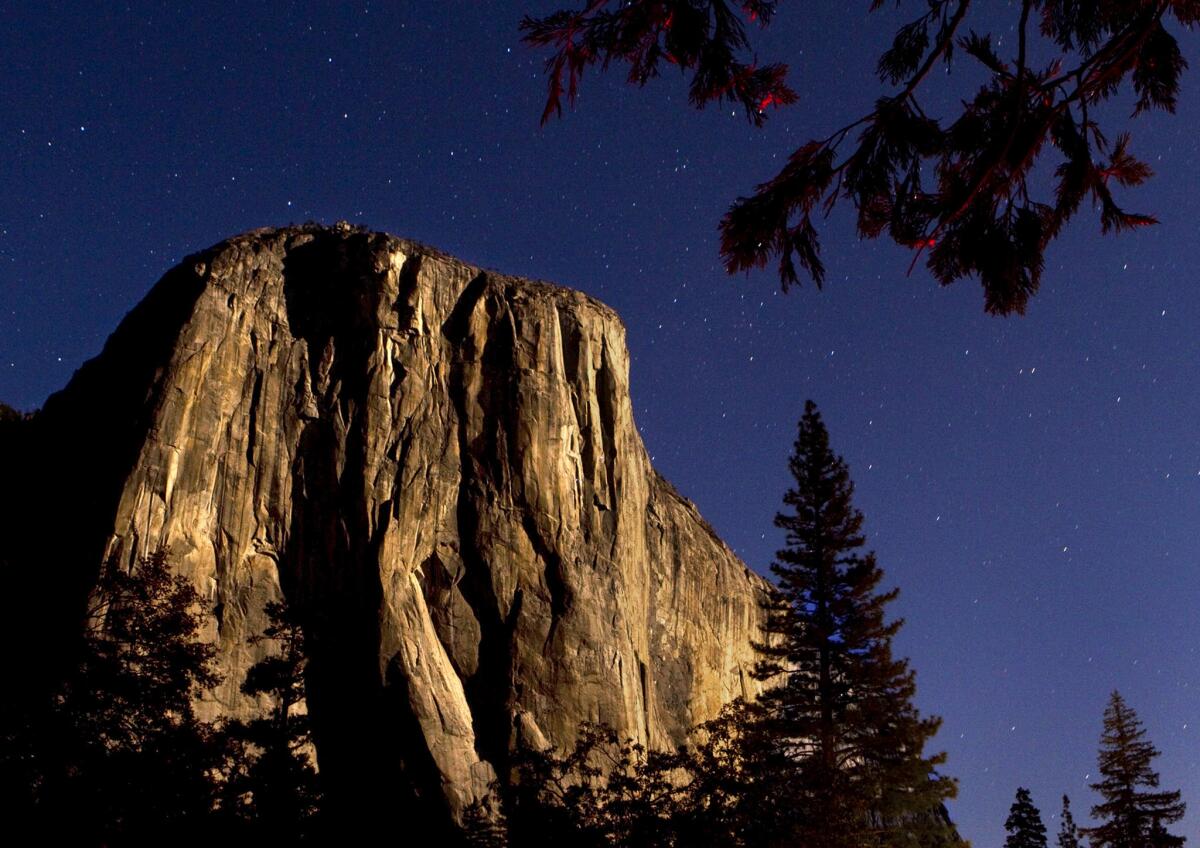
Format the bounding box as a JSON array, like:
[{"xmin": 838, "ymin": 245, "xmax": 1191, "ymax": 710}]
[
  {"xmin": 1, "ymin": 549, "xmax": 224, "ymax": 843},
  {"xmin": 464, "ymin": 720, "xmax": 690, "ymax": 847},
  {"xmin": 464, "ymin": 698, "xmax": 808, "ymax": 847},
  {"xmin": 221, "ymin": 600, "xmax": 323, "ymax": 840},
  {"xmin": 522, "ymin": 1, "xmax": 1197, "ymax": 314},
  {"xmin": 1058, "ymin": 795, "xmax": 1082, "ymax": 848},
  {"xmin": 1005, "ymin": 787, "xmax": 1048, "ymax": 848}
]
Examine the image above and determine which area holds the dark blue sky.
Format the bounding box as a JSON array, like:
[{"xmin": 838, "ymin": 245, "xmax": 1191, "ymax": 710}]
[{"xmin": 3, "ymin": 2, "xmax": 1199, "ymax": 844}]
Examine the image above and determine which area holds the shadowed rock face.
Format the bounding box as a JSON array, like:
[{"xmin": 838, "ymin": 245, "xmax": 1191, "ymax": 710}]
[{"xmin": 13, "ymin": 225, "xmax": 768, "ymax": 825}]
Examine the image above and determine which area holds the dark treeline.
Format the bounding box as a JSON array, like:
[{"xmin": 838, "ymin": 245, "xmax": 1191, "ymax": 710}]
[
  {"xmin": 1003, "ymin": 694, "xmax": 1186, "ymax": 848},
  {"xmin": 1, "ymin": 401, "xmax": 964, "ymax": 845},
  {"xmin": 0, "ymin": 550, "xmax": 324, "ymax": 843}
]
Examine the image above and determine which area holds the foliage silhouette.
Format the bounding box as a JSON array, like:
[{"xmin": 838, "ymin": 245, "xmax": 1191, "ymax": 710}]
[
  {"xmin": 465, "ymin": 699, "xmax": 796, "ymax": 847},
  {"xmin": 0, "ymin": 549, "xmax": 224, "ymax": 843},
  {"xmin": 667, "ymin": 697, "xmax": 796, "ymax": 846},
  {"xmin": 0, "ymin": 550, "xmax": 338, "ymax": 841},
  {"xmin": 520, "ymin": 1, "xmax": 794, "ymax": 127},
  {"xmin": 1085, "ymin": 691, "xmax": 1185, "ymax": 848},
  {"xmin": 220, "ymin": 600, "xmax": 324, "ymax": 840},
  {"xmin": 523, "ymin": 1, "xmax": 1197, "ymax": 314},
  {"xmin": 1058, "ymin": 795, "xmax": 1082, "ymax": 848},
  {"xmin": 1005, "ymin": 787, "xmax": 1048, "ymax": 848},
  {"xmin": 463, "ymin": 720, "xmax": 690, "ymax": 847}
]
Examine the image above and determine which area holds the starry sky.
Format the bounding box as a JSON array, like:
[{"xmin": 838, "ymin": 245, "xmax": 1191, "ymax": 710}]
[{"xmin": 3, "ymin": 2, "xmax": 1200, "ymax": 845}]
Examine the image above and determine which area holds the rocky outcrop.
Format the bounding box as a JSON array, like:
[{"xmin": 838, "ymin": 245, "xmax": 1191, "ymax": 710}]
[{"xmin": 10, "ymin": 225, "xmax": 767, "ymax": 826}]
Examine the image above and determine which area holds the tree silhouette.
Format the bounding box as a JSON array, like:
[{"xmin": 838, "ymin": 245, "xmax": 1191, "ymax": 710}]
[
  {"xmin": 467, "ymin": 697, "xmax": 820, "ymax": 847},
  {"xmin": 1059, "ymin": 795, "xmax": 1082, "ymax": 848},
  {"xmin": 669, "ymin": 697, "xmax": 795, "ymax": 846},
  {"xmin": 1, "ymin": 549, "xmax": 224, "ymax": 842},
  {"xmin": 523, "ymin": 1, "xmax": 1196, "ymax": 314},
  {"xmin": 750, "ymin": 400, "xmax": 959, "ymax": 847},
  {"xmin": 221, "ymin": 600, "xmax": 323, "ymax": 840},
  {"xmin": 1006, "ymin": 787, "xmax": 1049, "ymax": 848},
  {"xmin": 466, "ymin": 720, "xmax": 689, "ymax": 847},
  {"xmin": 1085, "ymin": 691, "xmax": 1185, "ymax": 848}
]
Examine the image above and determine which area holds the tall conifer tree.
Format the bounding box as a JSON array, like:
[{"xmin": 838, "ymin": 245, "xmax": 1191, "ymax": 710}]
[
  {"xmin": 1005, "ymin": 788, "xmax": 1048, "ymax": 848},
  {"xmin": 1086, "ymin": 692, "xmax": 1185, "ymax": 848},
  {"xmin": 752, "ymin": 400, "xmax": 958, "ymax": 848}
]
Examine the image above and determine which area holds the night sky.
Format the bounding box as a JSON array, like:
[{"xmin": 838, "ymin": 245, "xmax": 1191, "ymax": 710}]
[{"xmin": 3, "ymin": 3, "xmax": 1200, "ymax": 845}]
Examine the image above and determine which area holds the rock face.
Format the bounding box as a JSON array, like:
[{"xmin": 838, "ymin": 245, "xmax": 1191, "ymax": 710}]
[{"xmin": 12, "ymin": 226, "xmax": 767, "ymax": 825}]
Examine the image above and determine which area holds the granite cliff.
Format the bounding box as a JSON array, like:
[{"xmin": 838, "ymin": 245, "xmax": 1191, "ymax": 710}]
[{"xmin": 2, "ymin": 225, "xmax": 767, "ymax": 826}]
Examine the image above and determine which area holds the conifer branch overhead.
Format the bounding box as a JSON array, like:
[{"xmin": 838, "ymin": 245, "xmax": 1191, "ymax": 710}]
[
  {"xmin": 524, "ymin": 0, "xmax": 1195, "ymax": 315},
  {"xmin": 521, "ymin": 1, "xmax": 796, "ymax": 127}
]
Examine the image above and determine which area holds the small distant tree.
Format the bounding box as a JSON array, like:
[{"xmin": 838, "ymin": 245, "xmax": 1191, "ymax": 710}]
[
  {"xmin": 222, "ymin": 600, "xmax": 323, "ymax": 840},
  {"xmin": 1085, "ymin": 691, "xmax": 1185, "ymax": 848},
  {"xmin": 1059, "ymin": 795, "xmax": 1082, "ymax": 848},
  {"xmin": 1006, "ymin": 787, "xmax": 1049, "ymax": 848},
  {"xmin": 1, "ymin": 549, "xmax": 223, "ymax": 842},
  {"xmin": 751, "ymin": 400, "xmax": 959, "ymax": 847}
]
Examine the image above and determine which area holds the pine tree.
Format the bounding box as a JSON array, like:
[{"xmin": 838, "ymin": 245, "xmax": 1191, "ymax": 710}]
[
  {"xmin": 1086, "ymin": 691, "xmax": 1185, "ymax": 848},
  {"xmin": 1006, "ymin": 788, "xmax": 1048, "ymax": 848},
  {"xmin": 1059, "ymin": 795, "xmax": 1081, "ymax": 848},
  {"xmin": 752, "ymin": 400, "xmax": 959, "ymax": 848}
]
